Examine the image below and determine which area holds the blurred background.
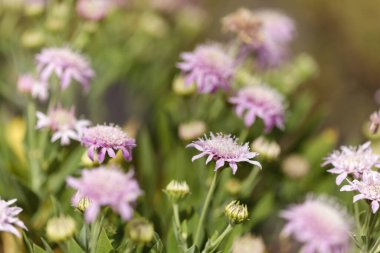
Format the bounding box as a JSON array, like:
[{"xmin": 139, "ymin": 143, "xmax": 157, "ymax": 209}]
[{"xmin": 206, "ymin": 0, "xmax": 380, "ymax": 142}]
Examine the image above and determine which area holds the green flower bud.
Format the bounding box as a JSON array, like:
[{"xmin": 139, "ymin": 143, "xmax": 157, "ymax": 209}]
[
  {"xmin": 172, "ymin": 76, "xmax": 195, "ymax": 96},
  {"xmin": 164, "ymin": 180, "xmax": 190, "ymax": 203},
  {"xmin": 21, "ymin": 30, "xmax": 45, "ymax": 48},
  {"xmin": 126, "ymin": 218, "xmax": 154, "ymax": 245},
  {"xmin": 46, "ymin": 216, "xmax": 76, "ymax": 242},
  {"xmin": 224, "ymin": 200, "xmax": 248, "ymax": 225}
]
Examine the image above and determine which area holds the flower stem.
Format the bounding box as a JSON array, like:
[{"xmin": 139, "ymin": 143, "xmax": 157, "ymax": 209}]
[
  {"xmin": 194, "ymin": 172, "xmax": 219, "ymax": 247},
  {"xmin": 172, "ymin": 203, "xmax": 188, "ymax": 251},
  {"xmin": 202, "ymin": 224, "xmax": 233, "ymax": 253}
]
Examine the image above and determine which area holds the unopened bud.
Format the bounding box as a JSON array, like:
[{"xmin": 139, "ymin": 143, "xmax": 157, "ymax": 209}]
[
  {"xmin": 281, "ymin": 154, "xmax": 310, "ymax": 179},
  {"xmin": 46, "ymin": 3, "xmax": 69, "ymax": 32},
  {"xmin": 164, "ymin": 180, "xmax": 190, "ymax": 203},
  {"xmin": 46, "ymin": 216, "xmax": 76, "ymax": 242},
  {"xmin": 172, "ymin": 76, "xmax": 195, "ymax": 95},
  {"xmin": 21, "ymin": 30, "xmax": 44, "ymax": 48},
  {"xmin": 126, "ymin": 218, "xmax": 154, "ymax": 244},
  {"xmin": 224, "ymin": 200, "xmax": 248, "ymax": 225},
  {"xmin": 178, "ymin": 121, "xmax": 206, "ymax": 141},
  {"xmin": 251, "ymin": 137, "xmax": 280, "ymax": 161}
]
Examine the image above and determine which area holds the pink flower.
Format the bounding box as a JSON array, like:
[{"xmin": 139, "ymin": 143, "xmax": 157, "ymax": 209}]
[
  {"xmin": 323, "ymin": 142, "xmax": 380, "ymax": 185},
  {"xmin": 177, "ymin": 44, "xmax": 234, "ymax": 94},
  {"xmin": 369, "ymin": 110, "xmax": 380, "ymax": 134},
  {"xmin": 67, "ymin": 165, "xmax": 142, "ymax": 223},
  {"xmin": 76, "ymin": 0, "xmax": 110, "ymax": 21},
  {"xmin": 187, "ymin": 132, "xmax": 261, "ymax": 174},
  {"xmin": 0, "ymin": 199, "xmax": 27, "ymax": 238},
  {"xmin": 80, "ymin": 124, "xmax": 136, "ymax": 163},
  {"xmin": 229, "ymin": 84, "xmax": 286, "ymax": 132},
  {"xmin": 36, "ymin": 105, "xmax": 90, "ymax": 145},
  {"xmin": 341, "ymin": 170, "xmax": 380, "ymax": 213},
  {"xmin": 17, "ymin": 74, "xmax": 48, "ymax": 101},
  {"xmin": 35, "ymin": 47, "xmax": 94, "ymax": 91},
  {"xmin": 280, "ymin": 196, "xmax": 351, "ymax": 253}
]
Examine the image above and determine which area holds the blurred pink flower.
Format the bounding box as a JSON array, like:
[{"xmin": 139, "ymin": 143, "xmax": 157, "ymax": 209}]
[
  {"xmin": 67, "ymin": 165, "xmax": 142, "ymax": 223},
  {"xmin": 36, "ymin": 47, "xmax": 94, "ymax": 91},
  {"xmin": 36, "ymin": 105, "xmax": 90, "ymax": 145},
  {"xmin": 80, "ymin": 124, "xmax": 136, "ymax": 163},
  {"xmin": 281, "ymin": 196, "xmax": 351, "ymax": 253},
  {"xmin": 17, "ymin": 74, "xmax": 48, "ymax": 101},
  {"xmin": 76, "ymin": 0, "xmax": 110, "ymax": 21},
  {"xmin": 323, "ymin": 142, "xmax": 380, "ymax": 185},
  {"xmin": 187, "ymin": 132, "xmax": 261, "ymax": 174},
  {"xmin": 341, "ymin": 170, "xmax": 380, "ymax": 213},
  {"xmin": 0, "ymin": 199, "xmax": 27, "ymax": 238},
  {"xmin": 369, "ymin": 110, "xmax": 380, "ymax": 134},
  {"xmin": 229, "ymin": 84, "xmax": 286, "ymax": 132},
  {"xmin": 177, "ymin": 44, "xmax": 234, "ymax": 94}
]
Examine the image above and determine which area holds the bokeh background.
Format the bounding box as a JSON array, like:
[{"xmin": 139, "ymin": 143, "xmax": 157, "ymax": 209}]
[{"xmin": 205, "ymin": 0, "xmax": 380, "ymax": 142}]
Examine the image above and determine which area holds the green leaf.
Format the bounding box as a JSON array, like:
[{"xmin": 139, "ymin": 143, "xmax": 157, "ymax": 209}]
[
  {"xmin": 23, "ymin": 232, "xmax": 34, "ymax": 253},
  {"xmin": 67, "ymin": 238, "xmax": 85, "ymax": 253},
  {"xmin": 33, "ymin": 245, "xmax": 47, "ymax": 253},
  {"xmin": 40, "ymin": 238, "xmax": 54, "ymax": 253},
  {"xmin": 186, "ymin": 245, "xmax": 200, "ymax": 253},
  {"xmin": 95, "ymin": 228, "xmax": 113, "ymax": 253},
  {"xmin": 150, "ymin": 233, "xmax": 164, "ymax": 253}
]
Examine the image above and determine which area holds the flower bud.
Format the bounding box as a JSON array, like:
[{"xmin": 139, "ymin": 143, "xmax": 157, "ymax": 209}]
[
  {"xmin": 232, "ymin": 234, "xmax": 266, "ymax": 253},
  {"xmin": 251, "ymin": 137, "xmax": 280, "ymax": 161},
  {"xmin": 178, "ymin": 121, "xmax": 206, "ymax": 141},
  {"xmin": 225, "ymin": 178, "xmax": 241, "ymax": 195},
  {"xmin": 21, "ymin": 29, "xmax": 45, "ymax": 48},
  {"xmin": 172, "ymin": 76, "xmax": 195, "ymax": 95},
  {"xmin": 164, "ymin": 180, "xmax": 190, "ymax": 203},
  {"xmin": 24, "ymin": 0, "xmax": 46, "ymax": 17},
  {"xmin": 281, "ymin": 154, "xmax": 310, "ymax": 179},
  {"xmin": 46, "ymin": 216, "xmax": 76, "ymax": 242},
  {"xmin": 224, "ymin": 200, "xmax": 248, "ymax": 225},
  {"xmin": 46, "ymin": 3, "xmax": 69, "ymax": 32},
  {"xmin": 126, "ymin": 218, "xmax": 154, "ymax": 244}
]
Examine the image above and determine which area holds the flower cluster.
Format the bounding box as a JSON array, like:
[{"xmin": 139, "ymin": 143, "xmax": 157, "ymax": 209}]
[
  {"xmin": 36, "ymin": 105, "xmax": 90, "ymax": 145},
  {"xmin": 323, "ymin": 142, "xmax": 380, "ymax": 185},
  {"xmin": 67, "ymin": 165, "xmax": 142, "ymax": 223},
  {"xmin": 177, "ymin": 44, "xmax": 235, "ymax": 94},
  {"xmin": 80, "ymin": 124, "xmax": 136, "ymax": 163},
  {"xmin": 280, "ymin": 196, "xmax": 351, "ymax": 253},
  {"xmin": 187, "ymin": 132, "xmax": 261, "ymax": 174},
  {"xmin": 229, "ymin": 84, "xmax": 286, "ymax": 132}
]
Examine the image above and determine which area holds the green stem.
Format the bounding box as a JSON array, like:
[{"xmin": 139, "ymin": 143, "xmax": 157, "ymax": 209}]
[
  {"xmin": 135, "ymin": 244, "xmax": 144, "ymax": 253},
  {"xmin": 193, "ymin": 172, "xmax": 219, "ymax": 247},
  {"xmin": 240, "ymin": 168, "xmax": 260, "ymax": 198},
  {"xmin": 172, "ymin": 204, "xmax": 188, "ymax": 251},
  {"xmin": 238, "ymin": 128, "xmax": 249, "ymax": 143},
  {"xmin": 202, "ymin": 224, "xmax": 233, "ymax": 253}
]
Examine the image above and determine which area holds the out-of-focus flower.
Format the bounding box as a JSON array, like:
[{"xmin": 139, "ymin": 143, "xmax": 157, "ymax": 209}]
[
  {"xmin": 223, "ymin": 8, "xmax": 295, "ymax": 68},
  {"xmin": 229, "ymin": 84, "xmax": 286, "ymax": 132},
  {"xmin": 224, "ymin": 200, "xmax": 248, "ymax": 225},
  {"xmin": 187, "ymin": 132, "xmax": 261, "ymax": 174},
  {"xmin": 80, "ymin": 124, "xmax": 136, "ymax": 163},
  {"xmin": 323, "ymin": 142, "xmax": 380, "ymax": 185},
  {"xmin": 280, "ymin": 196, "xmax": 351, "ymax": 253},
  {"xmin": 126, "ymin": 218, "xmax": 154, "ymax": 244},
  {"xmin": 172, "ymin": 76, "xmax": 196, "ymax": 95},
  {"xmin": 369, "ymin": 110, "xmax": 380, "ymax": 134},
  {"xmin": 36, "ymin": 47, "xmax": 94, "ymax": 91},
  {"xmin": 225, "ymin": 178, "xmax": 241, "ymax": 195},
  {"xmin": 251, "ymin": 136, "xmax": 280, "ymax": 160},
  {"xmin": 67, "ymin": 165, "xmax": 142, "ymax": 223},
  {"xmin": 341, "ymin": 170, "xmax": 380, "ymax": 213},
  {"xmin": 178, "ymin": 121, "xmax": 206, "ymax": 141},
  {"xmin": 21, "ymin": 30, "xmax": 45, "ymax": 48},
  {"xmin": 46, "ymin": 216, "xmax": 76, "ymax": 242},
  {"xmin": 281, "ymin": 154, "xmax": 310, "ymax": 179},
  {"xmin": 45, "ymin": 2, "xmax": 70, "ymax": 31},
  {"xmin": 24, "ymin": 0, "xmax": 46, "ymax": 16},
  {"xmin": 0, "ymin": 199, "xmax": 27, "ymax": 238},
  {"xmin": 76, "ymin": 0, "xmax": 110, "ymax": 21},
  {"xmin": 232, "ymin": 234, "xmax": 266, "ymax": 253},
  {"xmin": 138, "ymin": 12, "xmax": 169, "ymax": 38},
  {"xmin": 177, "ymin": 44, "xmax": 234, "ymax": 94},
  {"xmin": 17, "ymin": 74, "xmax": 48, "ymax": 101},
  {"xmin": 164, "ymin": 180, "xmax": 190, "ymax": 203},
  {"xmin": 222, "ymin": 8, "xmax": 262, "ymax": 45},
  {"xmin": 36, "ymin": 106, "xmax": 90, "ymax": 145}
]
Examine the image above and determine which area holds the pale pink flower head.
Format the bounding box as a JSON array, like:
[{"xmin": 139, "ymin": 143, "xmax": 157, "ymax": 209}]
[
  {"xmin": 252, "ymin": 10, "xmax": 295, "ymax": 68},
  {"xmin": 323, "ymin": 142, "xmax": 380, "ymax": 185},
  {"xmin": 369, "ymin": 110, "xmax": 380, "ymax": 134},
  {"xmin": 280, "ymin": 196, "xmax": 351, "ymax": 253},
  {"xmin": 341, "ymin": 170, "xmax": 380, "ymax": 213},
  {"xmin": 0, "ymin": 199, "xmax": 27, "ymax": 238},
  {"xmin": 229, "ymin": 84, "xmax": 286, "ymax": 132},
  {"xmin": 76, "ymin": 0, "xmax": 110, "ymax": 21},
  {"xmin": 35, "ymin": 47, "xmax": 94, "ymax": 91},
  {"xmin": 177, "ymin": 44, "xmax": 235, "ymax": 94},
  {"xmin": 36, "ymin": 105, "xmax": 90, "ymax": 145},
  {"xmin": 67, "ymin": 165, "xmax": 142, "ymax": 223},
  {"xmin": 17, "ymin": 74, "xmax": 48, "ymax": 101},
  {"xmin": 80, "ymin": 124, "xmax": 136, "ymax": 163},
  {"xmin": 187, "ymin": 132, "xmax": 261, "ymax": 174}
]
